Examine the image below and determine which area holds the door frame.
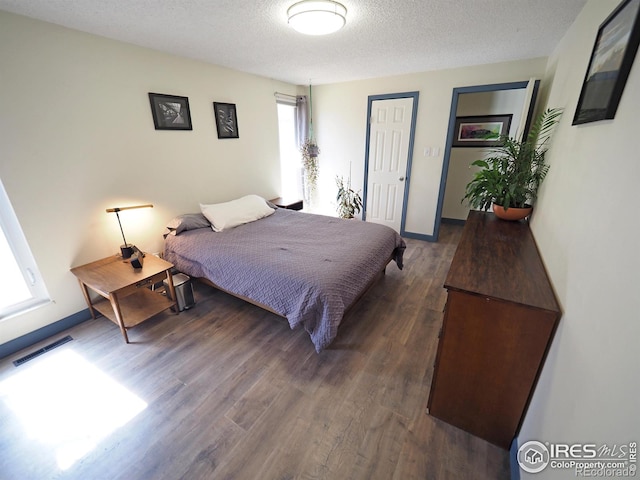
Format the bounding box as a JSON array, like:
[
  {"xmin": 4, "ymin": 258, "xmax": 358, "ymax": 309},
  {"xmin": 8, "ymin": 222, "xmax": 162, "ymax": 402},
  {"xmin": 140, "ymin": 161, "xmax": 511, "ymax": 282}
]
[
  {"xmin": 432, "ymin": 80, "xmax": 540, "ymax": 240},
  {"xmin": 362, "ymin": 91, "xmax": 419, "ymax": 236}
]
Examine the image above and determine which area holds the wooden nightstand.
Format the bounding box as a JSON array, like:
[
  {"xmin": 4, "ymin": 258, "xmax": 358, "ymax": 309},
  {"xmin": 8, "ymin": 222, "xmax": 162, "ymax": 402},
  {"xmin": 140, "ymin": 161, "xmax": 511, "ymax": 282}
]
[
  {"xmin": 71, "ymin": 254, "xmax": 178, "ymax": 343},
  {"xmin": 270, "ymin": 197, "xmax": 303, "ymax": 211}
]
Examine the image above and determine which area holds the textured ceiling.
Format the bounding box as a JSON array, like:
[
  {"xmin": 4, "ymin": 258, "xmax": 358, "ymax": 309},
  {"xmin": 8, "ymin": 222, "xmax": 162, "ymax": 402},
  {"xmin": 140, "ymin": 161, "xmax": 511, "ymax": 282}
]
[{"xmin": 0, "ymin": 0, "xmax": 587, "ymax": 85}]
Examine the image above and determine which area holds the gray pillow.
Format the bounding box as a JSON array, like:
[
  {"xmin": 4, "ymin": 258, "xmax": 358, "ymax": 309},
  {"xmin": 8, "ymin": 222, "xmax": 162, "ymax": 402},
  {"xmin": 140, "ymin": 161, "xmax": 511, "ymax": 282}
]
[{"xmin": 165, "ymin": 213, "xmax": 210, "ymax": 236}]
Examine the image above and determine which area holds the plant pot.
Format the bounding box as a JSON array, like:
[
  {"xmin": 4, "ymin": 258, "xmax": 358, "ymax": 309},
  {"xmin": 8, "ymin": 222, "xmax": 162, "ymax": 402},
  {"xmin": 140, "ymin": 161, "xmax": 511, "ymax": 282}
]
[
  {"xmin": 492, "ymin": 204, "xmax": 532, "ymax": 221},
  {"xmin": 307, "ymin": 144, "xmax": 319, "ymax": 157}
]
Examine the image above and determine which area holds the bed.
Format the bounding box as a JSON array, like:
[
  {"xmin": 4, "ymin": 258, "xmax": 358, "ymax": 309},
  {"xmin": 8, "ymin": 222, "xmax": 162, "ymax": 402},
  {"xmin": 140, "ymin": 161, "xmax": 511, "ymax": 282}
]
[{"xmin": 163, "ymin": 198, "xmax": 406, "ymax": 352}]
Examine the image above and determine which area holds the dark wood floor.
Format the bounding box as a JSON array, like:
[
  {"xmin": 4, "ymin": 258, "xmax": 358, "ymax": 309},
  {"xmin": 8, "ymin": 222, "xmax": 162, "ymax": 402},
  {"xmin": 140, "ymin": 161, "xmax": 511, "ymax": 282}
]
[{"xmin": 0, "ymin": 224, "xmax": 510, "ymax": 480}]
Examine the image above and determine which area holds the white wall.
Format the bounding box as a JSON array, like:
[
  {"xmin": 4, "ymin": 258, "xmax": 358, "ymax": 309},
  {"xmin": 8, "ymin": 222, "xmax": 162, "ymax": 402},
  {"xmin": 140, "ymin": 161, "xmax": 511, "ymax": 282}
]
[
  {"xmin": 0, "ymin": 11, "xmax": 297, "ymax": 344},
  {"xmin": 521, "ymin": 0, "xmax": 640, "ymax": 476},
  {"xmin": 443, "ymin": 88, "xmax": 528, "ymax": 220},
  {"xmin": 309, "ymin": 59, "xmax": 548, "ymax": 232}
]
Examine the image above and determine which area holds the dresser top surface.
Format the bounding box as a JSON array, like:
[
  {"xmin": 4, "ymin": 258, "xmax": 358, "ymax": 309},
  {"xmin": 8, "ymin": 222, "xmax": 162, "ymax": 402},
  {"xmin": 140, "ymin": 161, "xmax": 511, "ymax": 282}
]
[{"xmin": 444, "ymin": 211, "xmax": 560, "ymax": 313}]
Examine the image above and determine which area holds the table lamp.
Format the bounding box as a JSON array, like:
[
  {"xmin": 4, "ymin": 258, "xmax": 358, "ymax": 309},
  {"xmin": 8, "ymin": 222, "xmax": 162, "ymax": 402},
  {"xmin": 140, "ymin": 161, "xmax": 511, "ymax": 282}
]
[{"xmin": 106, "ymin": 204, "xmax": 153, "ymax": 258}]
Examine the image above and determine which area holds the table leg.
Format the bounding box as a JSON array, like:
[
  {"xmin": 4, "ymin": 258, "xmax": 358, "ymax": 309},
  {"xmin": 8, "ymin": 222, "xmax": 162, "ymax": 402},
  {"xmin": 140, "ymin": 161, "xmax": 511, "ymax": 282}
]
[
  {"xmin": 77, "ymin": 280, "xmax": 97, "ymax": 320},
  {"xmin": 109, "ymin": 292, "xmax": 130, "ymax": 343}
]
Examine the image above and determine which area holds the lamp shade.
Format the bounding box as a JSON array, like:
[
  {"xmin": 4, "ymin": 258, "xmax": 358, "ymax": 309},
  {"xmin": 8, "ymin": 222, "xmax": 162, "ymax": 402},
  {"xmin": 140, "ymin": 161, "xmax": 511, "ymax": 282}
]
[{"xmin": 287, "ymin": 0, "xmax": 347, "ymax": 36}]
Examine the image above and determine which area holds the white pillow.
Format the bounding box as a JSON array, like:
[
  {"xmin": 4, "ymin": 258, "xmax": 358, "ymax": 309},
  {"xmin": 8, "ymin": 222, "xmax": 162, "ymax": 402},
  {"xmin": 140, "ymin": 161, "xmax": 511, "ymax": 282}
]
[{"xmin": 200, "ymin": 195, "xmax": 275, "ymax": 232}]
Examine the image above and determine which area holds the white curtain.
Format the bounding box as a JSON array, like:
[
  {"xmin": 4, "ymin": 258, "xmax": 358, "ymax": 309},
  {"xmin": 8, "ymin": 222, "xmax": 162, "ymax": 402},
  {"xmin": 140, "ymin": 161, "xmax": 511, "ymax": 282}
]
[{"xmin": 295, "ymin": 95, "xmax": 309, "ymax": 148}]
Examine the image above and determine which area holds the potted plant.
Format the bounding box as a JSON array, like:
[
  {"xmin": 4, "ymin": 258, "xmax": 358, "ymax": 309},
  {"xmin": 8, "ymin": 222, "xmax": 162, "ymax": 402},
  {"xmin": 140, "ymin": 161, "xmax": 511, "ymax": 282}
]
[
  {"xmin": 462, "ymin": 107, "xmax": 562, "ymax": 220},
  {"xmin": 336, "ymin": 175, "xmax": 363, "ymax": 219}
]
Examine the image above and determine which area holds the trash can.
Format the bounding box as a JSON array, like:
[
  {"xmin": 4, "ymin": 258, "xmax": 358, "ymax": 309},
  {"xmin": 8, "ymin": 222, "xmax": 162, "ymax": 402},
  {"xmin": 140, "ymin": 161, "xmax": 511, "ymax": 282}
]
[{"xmin": 164, "ymin": 273, "xmax": 195, "ymax": 311}]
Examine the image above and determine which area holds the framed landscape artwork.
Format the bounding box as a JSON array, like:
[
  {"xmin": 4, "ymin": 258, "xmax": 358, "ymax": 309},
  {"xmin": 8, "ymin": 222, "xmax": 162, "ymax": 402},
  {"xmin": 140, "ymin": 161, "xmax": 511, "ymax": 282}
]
[
  {"xmin": 573, "ymin": 0, "xmax": 640, "ymax": 125},
  {"xmin": 452, "ymin": 114, "xmax": 512, "ymax": 148},
  {"xmin": 148, "ymin": 93, "xmax": 192, "ymax": 130},
  {"xmin": 213, "ymin": 102, "xmax": 239, "ymax": 139}
]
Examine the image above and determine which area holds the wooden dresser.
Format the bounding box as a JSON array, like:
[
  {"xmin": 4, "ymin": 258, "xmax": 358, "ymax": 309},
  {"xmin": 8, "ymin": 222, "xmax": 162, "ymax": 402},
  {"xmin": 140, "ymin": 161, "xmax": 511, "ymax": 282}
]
[{"xmin": 427, "ymin": 211, "xmax": 560, "ymax": 449}]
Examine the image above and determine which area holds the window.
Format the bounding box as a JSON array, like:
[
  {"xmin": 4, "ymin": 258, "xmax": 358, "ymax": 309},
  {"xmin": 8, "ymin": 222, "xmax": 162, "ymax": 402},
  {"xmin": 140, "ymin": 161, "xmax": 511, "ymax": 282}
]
[
  {"xmin": 276, "ymin": 99, "xmax": 303, "ymax": 199},
  {"xmin": 0, "ymin": 178, "xmax": 49, "ymax": 319}
]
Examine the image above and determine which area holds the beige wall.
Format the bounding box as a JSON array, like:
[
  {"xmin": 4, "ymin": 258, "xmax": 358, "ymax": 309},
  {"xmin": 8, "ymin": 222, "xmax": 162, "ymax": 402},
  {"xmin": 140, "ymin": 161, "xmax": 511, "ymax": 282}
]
[
  {"xmin": 522, "ymin": 0, "xmax": 639, "ymax": 475},
  {"xmin": 309, "ymin": 58, "xmax": 548, "ymax": 231},
  {"xmin": 0, "ymin": 11, "xmax": 297, "ymax": 343}
]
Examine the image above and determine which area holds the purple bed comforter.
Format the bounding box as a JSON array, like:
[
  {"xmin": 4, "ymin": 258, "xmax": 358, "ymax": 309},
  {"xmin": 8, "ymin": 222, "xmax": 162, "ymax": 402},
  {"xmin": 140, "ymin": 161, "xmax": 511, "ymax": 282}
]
[{"xmin": 163, "ymin": 208, "xmax": 406, "ymax": 351}]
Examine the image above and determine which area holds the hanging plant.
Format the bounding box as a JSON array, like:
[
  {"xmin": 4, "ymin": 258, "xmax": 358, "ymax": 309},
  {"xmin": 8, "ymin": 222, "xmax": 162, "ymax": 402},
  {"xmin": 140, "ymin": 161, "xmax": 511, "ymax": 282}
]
[
  {"xmin": 301, "ymin": 82, "xmax": 320, "ymax": 201},
  {"xmin": 301, "ymin": 138, "xmax": 319, "ymax": 196}
]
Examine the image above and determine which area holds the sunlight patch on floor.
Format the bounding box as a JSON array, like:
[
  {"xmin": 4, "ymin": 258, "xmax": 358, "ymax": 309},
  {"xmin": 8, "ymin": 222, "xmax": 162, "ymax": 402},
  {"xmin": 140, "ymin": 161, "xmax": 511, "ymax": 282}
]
[{"xmin": 0, "ymin": 348, "xmax": 147, "ymax": 470}]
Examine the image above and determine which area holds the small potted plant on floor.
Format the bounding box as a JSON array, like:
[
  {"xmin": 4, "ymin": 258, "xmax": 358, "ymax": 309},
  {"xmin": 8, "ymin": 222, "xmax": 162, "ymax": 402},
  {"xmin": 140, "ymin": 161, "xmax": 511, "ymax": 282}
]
[
  {"xmin": 462, "ymin": 108, "xmax": 562, "ymax": 220},
  {"xmin": 336, "ymin": 175, "xmax": 363, "ymax": 219}
]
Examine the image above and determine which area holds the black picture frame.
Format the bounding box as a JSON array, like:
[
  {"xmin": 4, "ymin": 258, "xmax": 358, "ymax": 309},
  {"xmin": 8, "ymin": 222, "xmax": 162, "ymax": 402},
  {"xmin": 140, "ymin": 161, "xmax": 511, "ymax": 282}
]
[
  {"xmin": 148, "ymin": 93, "xmax": 192, "ymax": 130},
  {"xmin": 573, "ymin": 0, "xmax": 640, "ymax": 125},
  {"xmin": 213, "ymin": 102, "xmax": 239, "ymax": 139},
  {"xmin": 452, "ymin": 114, "xmax": 513, "ymax": 148}
]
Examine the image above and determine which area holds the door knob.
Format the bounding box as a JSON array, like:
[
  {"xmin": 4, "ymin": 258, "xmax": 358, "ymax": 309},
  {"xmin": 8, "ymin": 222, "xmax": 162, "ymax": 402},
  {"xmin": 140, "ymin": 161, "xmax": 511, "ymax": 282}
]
[{"xmin": 399, "ymin": 177, "xmax": 405, "ymax": 181}]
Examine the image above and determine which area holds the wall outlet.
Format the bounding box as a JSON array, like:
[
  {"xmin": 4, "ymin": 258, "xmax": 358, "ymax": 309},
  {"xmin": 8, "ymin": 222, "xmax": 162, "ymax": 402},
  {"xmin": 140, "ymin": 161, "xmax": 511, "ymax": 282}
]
[{"xmin": 424, "ymin": 147, "xmax": 431, "ymax": 157}]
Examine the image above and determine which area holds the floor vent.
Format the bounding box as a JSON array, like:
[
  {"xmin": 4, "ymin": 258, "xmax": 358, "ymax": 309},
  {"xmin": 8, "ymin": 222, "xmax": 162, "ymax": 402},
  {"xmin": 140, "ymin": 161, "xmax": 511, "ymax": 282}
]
[{"xmin": 13, "ymin": 335, "xmax": 74, "ymax": 367}]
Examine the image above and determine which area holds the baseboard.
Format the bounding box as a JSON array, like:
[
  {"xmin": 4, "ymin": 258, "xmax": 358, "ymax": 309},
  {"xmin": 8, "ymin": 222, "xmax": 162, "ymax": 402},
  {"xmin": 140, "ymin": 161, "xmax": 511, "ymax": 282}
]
[
  {"xmin": 511, "ymin": 436, "xmax": 521, "ymax": 480},
  {"xmin": 401, "ymin": 231, "xmax": 436, "ymax": 242},
  {"xmin": 441, "ymin": 217, "xmax": 466, "ymax": 226},
  {"xmin": 0, "ymin": 308, "xmax": 92, "ymax": 360}
]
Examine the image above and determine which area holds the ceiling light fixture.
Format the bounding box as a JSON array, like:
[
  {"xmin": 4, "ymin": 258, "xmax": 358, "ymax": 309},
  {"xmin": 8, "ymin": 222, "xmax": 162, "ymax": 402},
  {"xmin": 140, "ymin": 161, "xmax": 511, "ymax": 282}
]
[{"xmin": 287, "ymin": 0, "xmax": 347, "ymax": 36}]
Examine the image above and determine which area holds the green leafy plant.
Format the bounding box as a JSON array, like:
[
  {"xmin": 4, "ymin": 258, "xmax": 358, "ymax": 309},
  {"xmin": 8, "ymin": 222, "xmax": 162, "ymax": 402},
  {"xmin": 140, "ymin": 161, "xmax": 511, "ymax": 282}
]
[
  {"xmin": 462, "ymin": 108, "xmax": 562, "ymax": 211},
  {"xmin": 336, "ymin": 175, "xmax": 363, "ymax": 219},
  {"xmin": 301, "ymin": 138, "xmax": 319, "ymax": 196}
]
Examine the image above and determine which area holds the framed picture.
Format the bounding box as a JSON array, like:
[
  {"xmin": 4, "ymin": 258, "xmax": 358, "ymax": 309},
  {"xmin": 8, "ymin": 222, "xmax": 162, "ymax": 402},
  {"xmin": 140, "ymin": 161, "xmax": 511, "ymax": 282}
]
[
  {"xmin": 573, "ymin": 0, "xmax": 640, "ymax": 125},
  {"xmin": 452, "ymin": 114, "xmax": 513, "ymax": 148},
  {"xmin": 148, "ymin": 93, "xmax": 192, "ymax": 130},
  {"xmin": 213, "ymin": 102, "xmax": 239, "ymax": 139}
]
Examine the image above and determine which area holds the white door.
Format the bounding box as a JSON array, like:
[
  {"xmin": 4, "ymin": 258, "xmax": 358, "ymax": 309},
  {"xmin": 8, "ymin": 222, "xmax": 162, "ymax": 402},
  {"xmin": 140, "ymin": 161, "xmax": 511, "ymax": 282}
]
[
  {"xmin": 365, "ymin": 97, "xmax": 414, "ymax": 233},
  {"xmin": 515, "ymin": 78, "xmax": 538, "ymax": 142}
]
